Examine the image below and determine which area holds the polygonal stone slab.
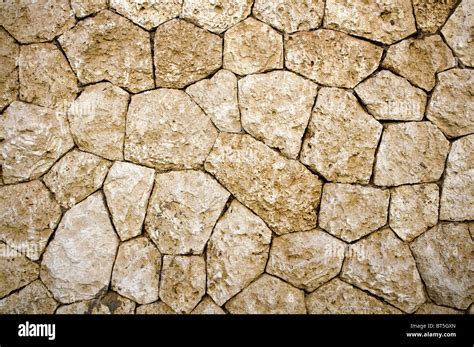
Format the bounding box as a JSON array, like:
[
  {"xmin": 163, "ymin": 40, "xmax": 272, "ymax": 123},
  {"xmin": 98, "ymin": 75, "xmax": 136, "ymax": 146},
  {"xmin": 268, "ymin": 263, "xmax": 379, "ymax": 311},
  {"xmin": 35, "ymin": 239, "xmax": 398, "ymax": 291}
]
[
  {"xmin": 191, "ymin": 297, "xmax": 225, "ymax": 315},
  {"xmin": 71, "ymin": 0, "xmax": 107, "ymax": 18},
  {"xmin": 0, "ymin": 280, "xmax": 58, "ymax": 314},
  {"xmin": 0, "ymin": 28, "xmax": 19, "ymax": 111},
  {"xmin": 415, "ymin": 303, "xmax": 462, "ymax": 315},
  {"xmin": 413, "ymin": 0, "xmax": 457, "ymax": 33},
  {"xmin": 136, "ymin": 301, "xmax": 177, "ymax": 314},
  {"xmin": 56, "ymin": 292, "xmax": 136, "ymax": 314}
]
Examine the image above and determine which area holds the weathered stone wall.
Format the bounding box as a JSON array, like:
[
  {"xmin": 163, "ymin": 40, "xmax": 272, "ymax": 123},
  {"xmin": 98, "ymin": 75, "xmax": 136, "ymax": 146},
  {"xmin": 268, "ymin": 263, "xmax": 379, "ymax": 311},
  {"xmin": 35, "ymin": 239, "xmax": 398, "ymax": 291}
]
[{"xmin": 0, "ymin": 0, "xmax": 472, "ymax": 314}]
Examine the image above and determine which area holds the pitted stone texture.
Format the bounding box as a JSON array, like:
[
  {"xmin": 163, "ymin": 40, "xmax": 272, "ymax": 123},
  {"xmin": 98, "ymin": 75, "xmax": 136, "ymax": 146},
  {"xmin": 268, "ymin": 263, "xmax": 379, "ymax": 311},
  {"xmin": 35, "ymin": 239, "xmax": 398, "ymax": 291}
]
[
  {"xmin": 104, "ymin": 162, "xmax": 155, "ymax": 241},
  {"xmin": 0, "ymin": 181, "xmax": 62, "ymax": 261},
  {"xmin": 41, "ymin": 193, "xmax": 119, "ymax": 304},
  {"xmin": 306, "ymin": 278, "xmax": 402, "ymax": 314},
  {"xmin": 324, "ymin": 0, "xmax": 416, "ymax": 44},
  {"xmin": 71, "ymin": 0, "xmax": 107, "ymax": 17},
  {"xmin": 124, "ymin": 89, "xmax": 218, "ymax": 171},
  {"xmin": 374, "ymin": 122, "xmax": 450, "ymax": 186},
  {"xmin": 68, "ymin": 82, "xmax": 130, "ymax": 161},
  {"xmin": 411, "ymin": 223, "xmax": 473, "ymax": 310},
  {"xmin": 382, "ymin": 35, "xmax": 456, "ymax": 91},
  {"xmin": 112, "ymin": 237, "xmax": 161, "ymax": 305},
  {"xmin": 0, "ymin": 280, "xmax": 58, "ymax": 314},
  {"xmin": 413, "ymin": 0, "xmax": 457, "ymax": 33},
  {"xmin": 0, "ymin": 0, "xmax": 75, "ymax": 43},
  {"xmin": 136, "ymin": 301, "xmax": 177, "ymax": 314},
  {"xmin": 43, "ymin": 150, "xmax": 111, "ymax": 209},
  {"xmin": 205, "ymin": 133, "xmax": 323, "ymax": 235},
  {"xmin": 192, "ymin": 297, "xmax": 225, "ymax": 315},
  {"xmin": 154, "ymin": 19, "xmax": 222, "ymax": 89},
  {"xmin": 427, "ymin": 69, "xmax": 474, "ymax": 138},
  {"xmin": 415, "ymin": 303, "xmax": 462, "ymax": 315},
  {"xmin": 0, "ymin": 101, "xmax": 74, "ymax": 184},
  {"xmin": 390, "ymin": 184, "xmax": 439, "ymax": 242},
  {"xmin": 223, "ymin": 18, "xmax": 283, "ymax": 76},
  {"xmin": 285, "ymin": 29, "xmax": 383, "ymax": 88},
  {"xmin": 355, "ymin": 70, "xmax": 427, "ymax": 121},
  {"xmin": 238, "ymin": 71, "xmax": 318, "ymax": 158},
  {"xmin": 56, "ymin": 292, "xmax": 136, "ymax": 314},
  {"xmin": 341, "ymin": 228, "xmax": 426, "ymax": 313},
  {"xmin": 182, "ymin": 0, "xmax": 253, "ymax": 34},
  {"xmin": 111, "ymin": 0, "xmax": 182, "ymax": 30},
  {"xmin": 300, "ymin": 88, "xmax": 382, "ymax": 184},
  {"xmin": 146, "ymin": 170, "xmax": 229, "ymax": 255},
  {"xmin": 0, "ymin": 29, "xmax": 19, "ymax": 111},
  {"xmin": 207, "ymin": 200, "xmax": 272, "ymax": 306},
  {"xmin": 186, "ymin": 70, "xmax": 241, "ymax": 133},
  {"xmin": 253, "ymin": 0, "xmax": 325, "ymax": 33},
  {"xmin": 319, "ymin": 184, "xmax": 390, "ymax": 242},
  {"xmin": 267, "ymin": 230, "xmax": 345, "ymax": 291},
  {"xmin": 440, "ymin": 135, "xmax": 474, "ymax": 221},
  {"xmin": 225, "ymin": 274, "xmax": 306, "ymax": 314},
  {"xmin": 159, "ymin": 255, "xmax": 206, "ymax": 314},
  {"xmin": 59, "ymin": 10, "xmax": 154, "ymax": 93}
]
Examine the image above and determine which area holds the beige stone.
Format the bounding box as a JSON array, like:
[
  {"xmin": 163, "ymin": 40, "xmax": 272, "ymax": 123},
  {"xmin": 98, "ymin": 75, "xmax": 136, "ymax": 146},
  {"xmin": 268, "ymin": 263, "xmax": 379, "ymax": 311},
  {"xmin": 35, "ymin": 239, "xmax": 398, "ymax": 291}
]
[
  {"xmin": 238, "ymin": 70, "xmax": 318, "ymax": 158},
  {"xmin": 124, "ymin": 89, "xmax": 218, "ymax": 171},
  {"xmin": 207, "ymin": 200, "xmax": 272, "ymax": 306},
  {"xmin": 0, "ymin": 280, "xmax": 58, "ymax": 314},
  {"xmin": 154, "ymin": 19, "xmax": 222, "ymax": 88},
  {"xmin": 0, "ymin": 28, "xmax": 19, "ymax": 111},
  {"xmin": 413, "ymin": 0, "xmax": 457, "ymax": 33},
  {"xmin": 59, "ymin": 10, "xmax": 153, "ymax": 93},
  {"xmin": 41, "ymin": 193, "xmax": 119, "ymax": 304},
  {"xmin": 415, "ymin": 303, "xmax": 462, "ymax": 315},
  {"xmin": 374, "ymin": 122, "xmax": 450, "ymax": 186},
  {"xmin": 71, "ymin": 0, "xmax": 107, "ymax": 17},
  {"xmin": 104, "ymin": 162, "xmax": 155, "ymax": 241},
  {"xmin": 146, "ymin": 170, "xmax": 229, "ymax": 255},
  {"xmin": 205, "ymin": 133, "xmax": 323, "ymax": 234},
  {"xmin": 57, "ymin": 292, "xmax": 136, "ymax": 314},
  {"xmin": 411, "ymin": 223, "xmax": 473, "ymax": 310},
  {"xmin": 57, "ymin": 301, "xmax": 110, "ymax": 314},
  {"xmin": 136, "ymin": 301, "xmax": 177, "ymax": 314},
  {"xmin": 223, "ymin": 18, "xmax": 283, "ymax": 76},
  {"xmin": 300, "ymin": 88, "xmax": 383, "ymax": 184},
  {"xmin": 192, "ymin": 297, "xmax": 225, "ymax": 315}
]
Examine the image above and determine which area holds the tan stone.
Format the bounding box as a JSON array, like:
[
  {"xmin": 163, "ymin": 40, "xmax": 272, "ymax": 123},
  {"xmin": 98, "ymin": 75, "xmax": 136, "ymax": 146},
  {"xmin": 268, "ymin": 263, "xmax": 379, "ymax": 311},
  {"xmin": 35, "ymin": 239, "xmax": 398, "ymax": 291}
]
[
  {"xmin": 207, "ymin": 200, "xmax": 272, "ymax": 306},
  {"xmin": 205, "ymin": 133, "xmax": 323, "ymax": 235},
  {"xmin": 319, "ymin": 184, "xmax": 389, "ymax": 242},
  {"xmin": 223, "ymin": 18, "xmax": 283, "ymax": 76},
  {"xmin": 146, "ymin": 170, "xmax": 229, "ymax": 255},
  {"xmin": 192, "ymin": 297, "xmax": 225, "ymax": 315},
  {"xmin": 59, "ymin": 10, "xmax": 153, "ymax": 93},
  {"xmin": 136, "ymin": 301, "xmax": 177, "ymax": 314},
  {"xmin": 238, "ymin": 70, "xmax": 318, "ymax": 158},
  {"xmin": 285, "ymin": 29, "xmax": 383, "ymax": 88},
  {"xmin": 300, "ymin": 88, "xmax": 383, "ymax": 184},
  {"xmin": 154, "ymin": 19, "xmax": 222, "ymax": 88},
  {"xmin": 374, "ymin": 122, "xmax": 450, "ymax": 186},
  {"xmin": 413, "ymin": 0, "xmax": 457, "ymax": 33},
  {"xmin": 41, "ymin": 193, "xmax": 119, "ymax": 304},
  {"xmin": 0, "ymin": 280, "xmax": 58, "ymax": 314},
  {"xmin": 415, "ymin": 303, "xmax": 462, "ymax": 315},
  {"xmin": 71, "ymin": 0, "xmax": 107, "ymax": 17},
  {"xmin": 57, "ymin": 292, "xmax": 136, "ymax": 314},
  {"xmin": 124, "ymin": 89, "xmax": 218, "ymax": 171},
  {"xmin": 57, "ymin": 301, "xmax": 110, "ymax": 314},
  {"xmin": 0, "ymin": 28, "xmax": 19, "ymax": 111},
  {"xmin": 411, "ymin": 223, "xmax": 473, "ymax": 310}
]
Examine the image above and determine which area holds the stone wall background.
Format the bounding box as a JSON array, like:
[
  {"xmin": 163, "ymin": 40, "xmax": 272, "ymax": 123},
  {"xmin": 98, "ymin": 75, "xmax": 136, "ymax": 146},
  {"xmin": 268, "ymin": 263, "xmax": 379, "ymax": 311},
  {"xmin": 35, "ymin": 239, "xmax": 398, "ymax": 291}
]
[{"xmin": 0, "ymin": 0, "xmax": 472, "ymax": 314}]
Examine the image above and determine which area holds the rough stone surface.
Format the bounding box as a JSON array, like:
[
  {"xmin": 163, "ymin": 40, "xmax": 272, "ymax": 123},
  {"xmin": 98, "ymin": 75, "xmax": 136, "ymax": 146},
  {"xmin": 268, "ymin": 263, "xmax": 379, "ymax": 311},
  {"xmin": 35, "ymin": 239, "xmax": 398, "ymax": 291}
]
[
  {"xmin": 415, "ymin": 303, "xmax": 462, "ymax": 315},
  {"xmin": 300, "ymin": 88, "xmax": 383, "ymax": 184},
  {"xmin": 56, "ymin": 292, "xmax": 136, "ymax": 314},
  {"xmin": 136, "ymin": 301, "xmax": 177, "ymax": 314},
  {"xmin": 40, "ymin": 193, "xmax": 119, "ymax": 304},
  {"xmin": 205, "ymin": 133, "xmax": 323, "ymax": 235},
  {"xmin": 374, "ymin": 122, "xmax": 450, "ymax": 186},
  {"xmin": 0, "ymin": 280, "xmax": 58, "ymax": 314},
  {"xmin": 285, "ymin": 29, "xmax": 383, "ymax": 88},
  {"xmin": 0, "ymin": 28, "xmax": 19, "ymax": 111},
  {"xmin": 223, "ymin": 18, "xmax": 283, "ymax": 76},
  {"xmin": 146, "ymin": 170, "xmax": 229, "ymax": 255},
  {"xmin": 71, "ymin": 0, "xmax": 107, "ymax": 18},
  {"xmin": 319, "ymin": 184, "xmax": 390, "ymax": 242},
  {"xmin": 207, "ymin": 200, "xmax": 272, "ymax": 306},
  {"xmin": 238, "ymin": 71, "xmax": 317, "ymax": 158},
  {"xmin": 413, "ymin": 0, "xmax": 457, "ymax": 33},
  {"xmin": 192, "ymin": 296, "xmax": 225, "ymax": 315}
]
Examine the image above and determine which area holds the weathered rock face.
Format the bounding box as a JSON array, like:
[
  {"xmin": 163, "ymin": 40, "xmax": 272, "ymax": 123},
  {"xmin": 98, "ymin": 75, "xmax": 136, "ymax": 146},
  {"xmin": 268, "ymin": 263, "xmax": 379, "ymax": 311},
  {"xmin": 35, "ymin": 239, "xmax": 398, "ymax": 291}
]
[
  {"xmin": 146, "ymin": 170, "xmax": 229, "ymax": 255},
  {"xmin": 285, "ymin": 29, "xmax": 383, "ymax": 88},
  {"xmin": 306, "ymin": 279, "xmax": 401, "ymax": 314},
  {"xmin": 191, "ymin": 297, "xmax": 225, "ymax": 315},
  {"xmin": 124, "ymin": 89, "xmax": 218, "ymax": 171},
  {"xmin": 41, "ymin": 193, "xmax": 119, "ymax": 304},
  {"xmin": 225, "ymin": 274, "xmax": 306, "ymax": 314},
  {"xmin": 207, "ymin": 200, "xmax": 272, "ymax": 306},
  {"xmin": 415, "ymin": 303, "xmax": 462, "ymax": 315},
  {"xmin": 59, "ymin": 10, "xmax": 154, "ymax": 93},
  {"xmin": 411, "ymin": 223, "xmax": 473, "ymax": 310},
  {"xmin": 341, "ymin": 228, "xmax": 426, "ymax": 313},
  {"xmin": 0, "ymin": 101, "xmax": 74, "ymax": 184},
  {"xmin": 68, "ymin": 82, "xmax": 130, "ymax": 161},
  {"xmin": 300, "ymin": 88, "xmax": 383, "ymax": 184},
  {"xmin": 413, "ymin": 0, "xmax": 457, "ymax": 33},
  {"xmin": 205, "ymin": 133, "xmax": 323, "ymax": 234},
  {"xmin": 154, "ymin": 19, "xmax": 222, "ymax": 89},
  {"xmin": 104, "ymin": 162, "xmax": 155, "ymax": 241},
  {"xmin": 319, "ymin": 184, "xmax": 389, "ymax": 242},
  {"xmin": 71, "ymin": 0, "xmax": 107, "ymax": 18},
  {"xmin": 0, "ymin": 181, "xmax": 62, "ymax": 261},
  {"xmin": 374, "ymin": 122, "xmax": 450, "ymax": 186},
  {"xmin": 238, "ymin": 71, "xmax": 318, "ymax": 159},
  {"xmin": 136, "ymin": 301, "xmax": 177, "ymax": 314},
  {"xmin": 56, "ymin": 292, "xmax": 136, "ymax": 314},
  {"xmin": 382, "ymin": 35, "xmax": 456, "ymax": 91},
  {"xmin": 440, "ymin": 135, "xmax": 474, "ymax": 221},
  {"xmin": 159, "ymin": 255, "xmax": 206, "ymax": 313},
  {"xmin": 0, "ymin": 280, "xmax": 58, "ymax": 314},
  {"xmin": 43, "ymin": 150, "xmax": 112, "ymax": 209},
  {"xmin": 0, "ymin": 28, "xmax": 19, "ymax": 111},
  {"xmin": 223, "ymin": 18, "xmax": 283, "ymax": 76}
]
